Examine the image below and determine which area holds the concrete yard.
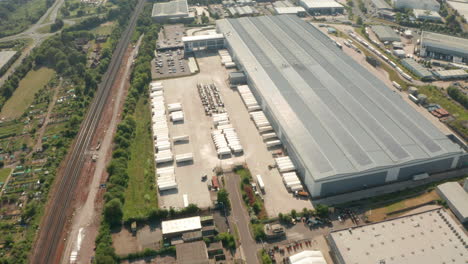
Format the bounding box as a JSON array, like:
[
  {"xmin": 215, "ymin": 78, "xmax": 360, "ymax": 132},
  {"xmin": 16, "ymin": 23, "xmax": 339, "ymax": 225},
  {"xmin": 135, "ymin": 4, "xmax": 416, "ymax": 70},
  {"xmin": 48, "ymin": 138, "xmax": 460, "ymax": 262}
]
[
  {"xmin": 158, "ymin": 52, "xmax": 313, "ymax": 215},
  {"xmin": 0, "ymin": 50, "xmax": 17, "ymax": 70}
]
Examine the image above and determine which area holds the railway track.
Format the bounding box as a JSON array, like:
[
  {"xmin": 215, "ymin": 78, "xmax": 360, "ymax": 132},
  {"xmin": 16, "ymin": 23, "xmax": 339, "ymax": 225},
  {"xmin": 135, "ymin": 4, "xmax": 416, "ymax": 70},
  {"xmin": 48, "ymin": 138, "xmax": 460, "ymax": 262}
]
[{"xmin": 31, "ymin": 0, "xmax": 146, "ymax": 263}]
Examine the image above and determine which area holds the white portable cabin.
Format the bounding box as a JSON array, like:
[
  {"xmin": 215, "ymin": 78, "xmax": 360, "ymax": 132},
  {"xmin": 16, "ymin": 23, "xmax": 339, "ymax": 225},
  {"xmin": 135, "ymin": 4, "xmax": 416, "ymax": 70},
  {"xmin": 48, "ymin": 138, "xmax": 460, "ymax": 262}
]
[
  {"xmin": 256, "ymin": 175, "xmax": 265, "ymax": 192},
  {"xmin": 175, "ymin": 153, "xmax": 193, "ymax": 163}
]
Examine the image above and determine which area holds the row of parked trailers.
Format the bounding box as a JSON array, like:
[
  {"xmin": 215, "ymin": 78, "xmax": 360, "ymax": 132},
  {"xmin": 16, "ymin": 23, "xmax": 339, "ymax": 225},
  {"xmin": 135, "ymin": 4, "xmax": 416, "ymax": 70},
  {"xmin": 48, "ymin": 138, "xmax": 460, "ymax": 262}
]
[
  {"xmin": 218, "ymin": 49, "xmax": 236, "ymax": 69},
  {"xmin": 211, "ymin": 113, "xmax": 244, "ymax": 157},
  {"xmin": 349, "ymin": 31, "xmax": 413, "ymax": 82},
  {"xmin": 275, "ymin": 157, "xmax": 303, "ymax": 192},
  {"xmin": 149, "ymin": 82, "xmax": 194, "ymax": 191},
  {"xmin": 150, "ymin": 82, "xmax": 177, "ymax": 191}
]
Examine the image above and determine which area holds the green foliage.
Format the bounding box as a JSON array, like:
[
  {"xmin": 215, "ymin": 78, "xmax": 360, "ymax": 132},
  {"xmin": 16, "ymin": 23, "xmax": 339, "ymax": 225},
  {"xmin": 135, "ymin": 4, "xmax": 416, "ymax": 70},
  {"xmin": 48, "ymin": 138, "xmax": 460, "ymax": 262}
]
[
  {"xmin": 216, "ymin": 232, "xmax": 236, "ymax": 250},
  {"xmin": 217, "ymin": 188, "xmax": 231, "ymax": 211},
  {"xmin": 0, "ymin": 0, "xmax": 54, "ymax": 37},
  {"xmin": 260, "ymin": 249, "xmax": 273, "ymax": 264},
  {"xmin": 94, "ymin": 222, "xmax": 118, "ymax": 263},
  {"xmin": 50, "ymin": 19, "xmax": 64, "ymax": 32},
  {"xmin": 252, "ymin": 223, "xmax": 266, "ymax": 241},
  {"xmin": 120, "ymin": 247, "xmax": 176, "ymax": 261},
  {"xmin": 315, "ymin": 204, "xmax": 329, "ymax": 218},
  {"xmin": 447, "ymin": 86, "xmax": 468, "ymax": 109},
  {"xmin": 104, "ymin": 199, "xmax": 123, "ymax": 227}
]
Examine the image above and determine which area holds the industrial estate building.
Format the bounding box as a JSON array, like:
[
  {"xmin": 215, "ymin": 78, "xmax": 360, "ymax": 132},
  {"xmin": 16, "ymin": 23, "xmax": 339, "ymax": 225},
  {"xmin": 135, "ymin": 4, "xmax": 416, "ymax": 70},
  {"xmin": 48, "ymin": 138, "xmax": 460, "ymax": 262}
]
[
  {"xmin": 436, "ymin": 181, "xmax": 468, "ymax": 223},
  {"xmin": 371, "ymin": 25, "xmax": 401, "ymax": 42},
  {"xmin": 151, "ymin": 0, "xmax": 193, "ymax": 23},
  {"xmin": 328, "ymin": 209, "xmax": 468, "ymax": 264},
  {"xmin": 401, "ymin": 58, "xmax": 434, "ymax": 80},
  {"xmin": 161, "ymin": 216, "xmax": 202, "ymax": 238},
  {"xmin": 274, "ymin": 6, "xmax": 307, "ymax": 16},
  {"xmin": 370, "ymin": 0, "xmax": 392, "ymax": 10},
  {"xmin": 182, "ymin": 34, "xmax": 225, "ymax": 52},
  {"xmin": 420, "ymin": 31, "xmax": 468, "ymax": 63},
  {"xmin": 433, "ymin": 69, "xmax": 468, "ymax": 80},
  {"xmin": 216, "ymin": 15, "xmax": 466, "ymax": 197},
  {"xmin": 299, "ymin": 0, "xmax": 344, "ymax": 15},
  {"xmin": 413, "ymin": 9, "xmax": 442, "ymax": 21},
  {"xmin": 392, "ymin": 0, "xmax": 440, "ymax": 11}
]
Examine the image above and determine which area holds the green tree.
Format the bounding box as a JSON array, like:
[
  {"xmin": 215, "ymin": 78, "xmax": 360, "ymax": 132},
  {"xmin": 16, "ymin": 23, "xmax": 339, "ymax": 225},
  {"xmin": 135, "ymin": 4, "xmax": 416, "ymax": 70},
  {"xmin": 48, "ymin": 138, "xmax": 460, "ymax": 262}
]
[
  {"xmin": 217, "ymin": 188, "xmax": 231, "ymax": 211},
  {"xmin": 216, "ymin": 232, "xmax": 236, "ymax": 250},
  {"xmin": 315, "ymin": 204, "xmax": 329, "ymax": 218},
  {"xmin": 356, "ymin": 16, "xmax": 363, "ymax": 25},
  {"xmin": 104, "ymin": 198, "xmax": 123, "ymax": 227}
]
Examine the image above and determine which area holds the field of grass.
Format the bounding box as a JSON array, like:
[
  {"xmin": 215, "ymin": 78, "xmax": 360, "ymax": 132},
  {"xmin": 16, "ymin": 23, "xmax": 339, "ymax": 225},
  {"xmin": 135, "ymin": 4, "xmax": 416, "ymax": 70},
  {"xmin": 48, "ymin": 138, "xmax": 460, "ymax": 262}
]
[
  {"xmin": 0, "ymin": 121, "xmax": 24, "ymax": 139},
  {"xmin": 91, "ymin": 21, "xmax": 115, "ymax": 35},
  {"xmin": 0, "ymin": 0, "xmax": 50, "ymax": 37},
  {"xmin": 0, "ymin": 168, "xmax": 12, "ymax": 183},
  {"xmin": 123, "ymin": 98, "xmax": 158, "ymax": 220},
  {"xmin": 0, "ymin": 67, "xmax": 55, "ymax": 119}
]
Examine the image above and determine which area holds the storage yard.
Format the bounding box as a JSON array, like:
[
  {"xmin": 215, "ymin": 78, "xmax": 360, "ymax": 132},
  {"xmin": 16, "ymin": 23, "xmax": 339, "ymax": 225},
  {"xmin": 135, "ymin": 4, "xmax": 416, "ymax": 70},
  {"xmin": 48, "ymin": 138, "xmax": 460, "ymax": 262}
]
[
  {"xmin": 217, "ymin": 15, "xmax": 467, "ymax": 198},
  {"xmin": 153, "ymin": 53, "xmax": 313, "ymax": 214}
]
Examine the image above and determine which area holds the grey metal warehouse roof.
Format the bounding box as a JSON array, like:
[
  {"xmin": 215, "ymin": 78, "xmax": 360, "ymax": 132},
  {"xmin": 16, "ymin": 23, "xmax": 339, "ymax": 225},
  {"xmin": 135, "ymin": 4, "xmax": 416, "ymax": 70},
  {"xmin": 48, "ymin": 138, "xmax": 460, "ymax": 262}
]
[
  {"xmin": 370, "ymin": 0, "xmax": 392, "ymax": 10},
  {"xmin": 421, "ymin": 31, "xmax": 468, "ymax": 58},
  {"xmin": 401, "ymin": 58, "xmax": 433, "ymax": 79},
  {"xmin": 371, "ymin": 25, "xmax": 400, "ymax": 42},
  {"xmin": 152, "ymin": 0, "xmax": 188, "ymax": 17},
  {"xmin": 217, "ymin": 15, "xmax": 463, "ymax": 181}
]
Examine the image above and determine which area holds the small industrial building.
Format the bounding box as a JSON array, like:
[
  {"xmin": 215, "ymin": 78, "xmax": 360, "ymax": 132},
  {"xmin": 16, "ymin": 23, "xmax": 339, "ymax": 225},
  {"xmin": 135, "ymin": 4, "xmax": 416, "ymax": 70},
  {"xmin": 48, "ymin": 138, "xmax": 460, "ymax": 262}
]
[
  {"xmin": 328, "ymin": 208, "xmax": 468, "ymax": 264},
  {"xmin": 401, "ymin": 58, "xmax": 433, "ymax": 80},
  {"xmin": 299, "ymin": 0, "xmax": 344, "ymax": 15},
  {"xmin": 151, "ymin": 0, "xmax": 193, "ymax": 23},
  {"xmin": 371, "ymin": 25, "xmax": 400, "ymax": 42},
  {"xmin": 413, "ymin": 9, "xmax": 442, "ymax": 21},
  {"xmin": 161, "ymin": 216, "xmax": 202, "ymax": 238},
  {"xmin": 217, "ymin": 15, "xmax": 466, "ymax": 197},
  {"xmin": 288, "ymin": 250, "xmax": 327, "ymax": 264},
  {"xmin": 392, "ymin": 0, "xmax": 440, "ymax": 12},
  {"xmin": 182, "ymin": 34, "xmax": 225, "ymax": 52},
  {"xmin": 274, "ymin": 6, "xmax": 307, "ymax": 16},
  {"xmin": 378, "ymin": 9, "xmax": 396, "ymax": 20},
  {"xmin": 228, "ymin": 5, "xmax": 259, "ymax": 16},
  {"xmin": 370, "ymin": 0, "xmax": 392, "ymax": 11},
  {"xmin": 433, "ymin": 69, "xmax": 468, "ymax": 80},
  {"xmin": 420, "ymin": 31, "xmax": 468, "ymax": 63},
  {"xmin": 436, "ymin": 181, "xmax": 468, "ymax": 223},
  {"xmin": 273, "ymin": 0, "xmax": 294, "ymax": 7},
  {"xmin": 175, "ymin": 241, "xmax": 209, "ymax": 264}
]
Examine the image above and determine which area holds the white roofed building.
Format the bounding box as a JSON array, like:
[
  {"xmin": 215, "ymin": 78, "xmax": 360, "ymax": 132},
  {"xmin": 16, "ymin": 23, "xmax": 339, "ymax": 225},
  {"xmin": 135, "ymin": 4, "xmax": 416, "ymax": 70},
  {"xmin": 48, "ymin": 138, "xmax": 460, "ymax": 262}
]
[
  {"xmin": 162, "ymin": 216, "xmax": 202, "ymax": 238},
  {"xmin": 299, "ymin": 0, "xmax": 344, "ymax": 15},
  {"xmin": 288, "ymin": 250, "xmax": 327, "ymax": 264}
]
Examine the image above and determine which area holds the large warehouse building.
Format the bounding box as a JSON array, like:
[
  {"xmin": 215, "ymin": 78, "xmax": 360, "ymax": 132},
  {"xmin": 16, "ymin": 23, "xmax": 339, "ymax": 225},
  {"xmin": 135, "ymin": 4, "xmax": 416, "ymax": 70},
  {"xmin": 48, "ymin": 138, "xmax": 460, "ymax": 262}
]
[
  {"xmin": 419, "ymin": 31, "xmax": 468, "ymax": 63},
  {"xmin": 392, "ymin": 0, "xmax": 440, "ymax": 11},
  {"xmin": 327, "ymin": 209, "xmax": 468, "ymax": 264},
  {"xmin": 151, "ymin": 0, "xmax": 193, "ymax": 23},
  {"xmin": 216, "ymin": 15, "xmax": 466, "ymax": 197}
]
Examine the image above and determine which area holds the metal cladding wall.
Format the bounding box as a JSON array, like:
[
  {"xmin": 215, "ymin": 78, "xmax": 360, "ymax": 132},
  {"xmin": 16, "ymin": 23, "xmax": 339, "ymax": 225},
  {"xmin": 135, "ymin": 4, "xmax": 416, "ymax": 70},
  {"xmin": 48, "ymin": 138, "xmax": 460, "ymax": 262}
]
[
  {"xmin": 320, "ymin": 171, "xmax": 388, "ymax": 196},
  {"xmin": 397, "ymin": 157, "xmax": 454, "ymax": 181},
  {"xmin": 457, "ymin": 153, "xmax": 468, "ymax": 168}
]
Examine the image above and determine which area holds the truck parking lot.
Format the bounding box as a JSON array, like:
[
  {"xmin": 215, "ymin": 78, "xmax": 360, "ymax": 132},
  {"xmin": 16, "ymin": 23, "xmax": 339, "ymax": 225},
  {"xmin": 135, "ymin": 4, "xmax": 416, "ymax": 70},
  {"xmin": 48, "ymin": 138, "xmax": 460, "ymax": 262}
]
[{"xmin": 157, "ymin": 52, "xmax": 313, "ymax": 215}]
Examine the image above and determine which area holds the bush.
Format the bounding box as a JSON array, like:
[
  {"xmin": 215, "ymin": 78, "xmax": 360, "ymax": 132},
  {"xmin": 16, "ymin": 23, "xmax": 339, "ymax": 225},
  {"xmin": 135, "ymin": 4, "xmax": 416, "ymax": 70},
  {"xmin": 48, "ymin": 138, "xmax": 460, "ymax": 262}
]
[
  {"xmin": 260, "ymin": 249, "xmax": 273, "ymax": 264},
  {"xmin": 448, "ymin": 86, "xmax": 468, "ymax": 109},
  {"xmin": 216, "ymin": 232, "xmax": 236, "ymax": 250},
  {"xmin": 252, "ymin": 223, "xmax": 266, "ymax": 241},
  {"xmin": 104, "ymin": 198, "xmax": 123, "ymax": 227}
]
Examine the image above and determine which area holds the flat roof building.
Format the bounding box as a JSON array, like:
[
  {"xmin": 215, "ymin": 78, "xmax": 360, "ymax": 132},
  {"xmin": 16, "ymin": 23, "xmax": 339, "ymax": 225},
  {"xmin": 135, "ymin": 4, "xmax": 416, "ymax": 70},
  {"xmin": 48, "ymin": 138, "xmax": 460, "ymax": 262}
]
[
  {"xmin": 433, "ymin": 69, "xmax": 468, "ymax": 80},
  {"xmin": 401, "ymin": 58, "xmax": 434, "ymax": 80},
  {"xmin": 328, "ymin": 208, "xmax": 468, "ymax": 264},
  {"xmin": 274, "ymin": 6, "xmax": 307, "ymax": 16},
  {"xmin": 299, "ymin": 0, "xmax": 344, "ymax": 15},
  {"xmin": 370, "ymin": 0, "xmax": 392, "ymax": 10},
  {"xmin": 162, "ymin": 216, "xmax": 202, "ymax": 238},
  {"xmin": 393, "ymin": 0, "xmax": 440, "ymax": 11},
  {"xmin": 413, "ymin": 9, "xmax": 442, "ymax": 21},
  {"xmin": 151, "ymin": 0, "xmax": 193, "ymax": 23},
  {"xmin": 182, "ymin": 34, "xmax": 225, "ymax": 52},
  {"xmin": 288, "ymin": 250, "xmax": 327, "ymax": 264},
  {"xmin": 216, "ymin": 15, "xmax": 466, "ymax": 197},
  {"xmin": 228, "ymin": 5, "xmax": 259, "ymax": 16},
  {"xmin": 175, "ymin": 241, "xmax": 209, "ymax": 264},
  {"xmin": 371, "ymin": 25, "xmax": 400, "ymax": 42},
  {"xmin": 436, "ymin": 181, "xmax": 468, "ymax": 223},
  {"xmin": 420, "ymin": 31, "xmax": 468, "ymax": 63}
]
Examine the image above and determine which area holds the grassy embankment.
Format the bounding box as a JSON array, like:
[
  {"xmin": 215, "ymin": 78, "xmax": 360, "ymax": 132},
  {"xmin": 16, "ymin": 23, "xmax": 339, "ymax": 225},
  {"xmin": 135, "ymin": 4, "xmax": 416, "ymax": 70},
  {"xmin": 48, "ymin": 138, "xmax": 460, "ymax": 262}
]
[{"xmin": 122, "ymin": 97, "xmax": 158, "ymax": 221}]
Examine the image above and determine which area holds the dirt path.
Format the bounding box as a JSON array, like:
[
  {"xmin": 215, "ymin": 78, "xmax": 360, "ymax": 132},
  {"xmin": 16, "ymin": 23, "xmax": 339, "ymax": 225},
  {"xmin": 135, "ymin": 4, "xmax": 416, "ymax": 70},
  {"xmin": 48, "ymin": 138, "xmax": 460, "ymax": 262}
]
[
  {"xmin": 30, "ymin": 77, "xmax": 62, "ymax": 155},
  {"xmin": 61, "ymin": 36, "xmax": 142, "ymax": 264}
]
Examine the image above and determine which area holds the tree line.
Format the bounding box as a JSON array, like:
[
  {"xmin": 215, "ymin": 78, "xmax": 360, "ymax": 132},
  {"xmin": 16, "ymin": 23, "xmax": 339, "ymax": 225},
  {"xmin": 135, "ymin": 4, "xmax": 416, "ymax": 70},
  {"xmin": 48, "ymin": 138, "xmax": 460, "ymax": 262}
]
[{"xmin": 448, "ymin": 86, "xmax": 468, "ymax": 110}]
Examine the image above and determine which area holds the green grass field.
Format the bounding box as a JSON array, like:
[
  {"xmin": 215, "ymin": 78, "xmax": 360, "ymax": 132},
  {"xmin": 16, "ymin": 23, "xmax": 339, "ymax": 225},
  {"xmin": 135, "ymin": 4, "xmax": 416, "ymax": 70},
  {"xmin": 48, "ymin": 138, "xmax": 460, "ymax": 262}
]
[
  {"xmin": 91, "ymin": 21, "xmax": 115, "ymax": 35},
  {"xmin": 0, "ymin": 168, "xmax": 12, "ymax": 183},
  {"xmin": 0, "ymin": 121, "xmax": 24, "ymax": 139},
  {"xmin": 123, "ymin": 98, "xmax": 158, "ymax": 220},
  {"xmin": 1, "ymin": 67, "xmax": 55, "ymax": 119},
  {"xmin": 0, "ymin": 0, "xmax": 49, "ymax": 37}
]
